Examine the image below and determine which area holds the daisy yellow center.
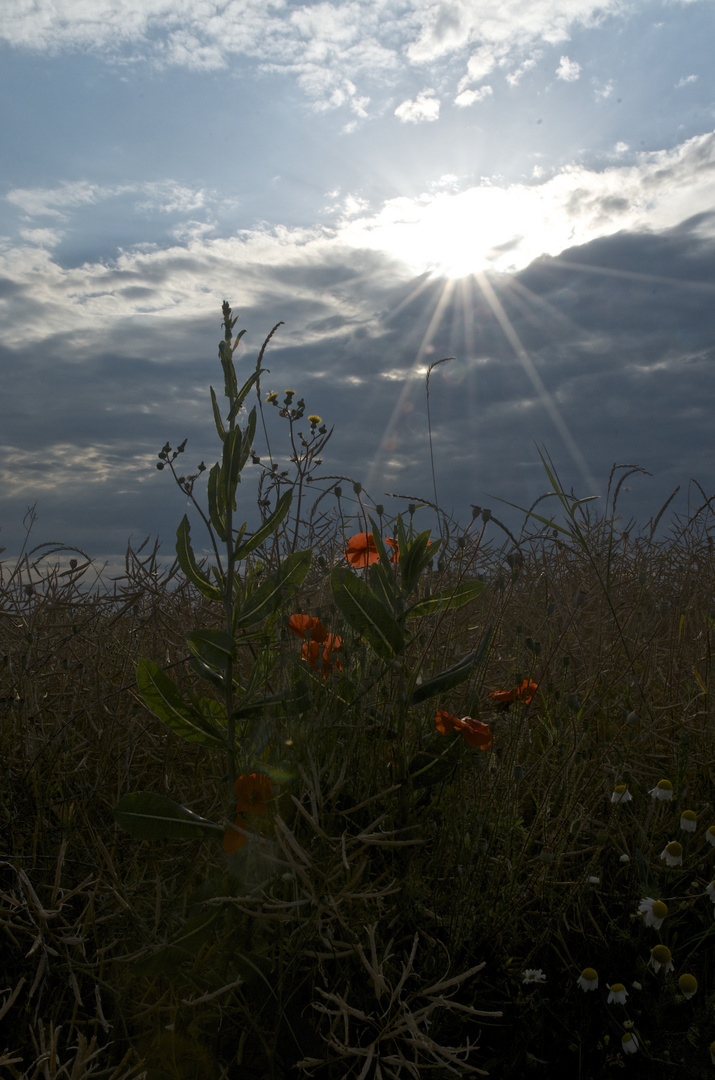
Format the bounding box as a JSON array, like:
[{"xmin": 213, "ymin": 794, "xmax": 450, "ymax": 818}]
[
  {"xmin": 665, "ymin": 841, "xmax": 682, "ymax": 857},
  {"xmin": 678, "ymin": 973, "xmax": 697, "ymax": 994},
  {"xmin": 581, "ymin": 967, "xmax": 597, "ymax": 981},
  {"xmin": 651, "ymin": 945, "xmax": 671, "ymax": 964},
  {"xmin": 614, "ymin": 784, "xmax": 626, "ymax": 793},
  {"xmin": 681, "ymin": 810, "xmax": 697, "ymax": 821},
  {"xmin": 656, "ymin": 779, "xmax": 673, "ymax": 791},
  {"xmin": 610, "ymin": 982, "xmax": 625, "ymax": 992},
  {"xmin": 651, "ymin": 900, "xmax": 668, "ymax": 919}
]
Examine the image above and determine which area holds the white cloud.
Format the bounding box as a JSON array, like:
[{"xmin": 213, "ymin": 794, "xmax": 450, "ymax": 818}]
[
  {"xmin": 454, "ymin": 85, "xmax": 493, "ymax": 107},
  {"xmin": 676, "ymin": 74, "xmax": 698, "ymax": 88},
  {"xmin": 0, "ymin": 0, "xmax": 624, "ymax": 116},
  {"xmin": 395, "ymin": 89, "xmax": 440, "ymax": 124},
  {"xmin": 594, "ymin": 79, "xmax": 614, "ymax": 100},
  {"xmin": 556, "ymin": 55, "xmax": 581, "ymax": 82},
  {"xmin": 5, "ymin": 131, "xmax": 715, "ymax": 346}
]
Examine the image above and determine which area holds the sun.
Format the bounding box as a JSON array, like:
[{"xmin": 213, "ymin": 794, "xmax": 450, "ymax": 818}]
[{"xmin": 336, "ymin": 181, "xmax": 571, "ymax": 278}]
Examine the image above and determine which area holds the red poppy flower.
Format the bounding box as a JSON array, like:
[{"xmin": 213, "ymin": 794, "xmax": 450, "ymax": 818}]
[
  {"xmin": 488, "ymin": 679, "xmax": 538, "ymax": 705},
  {"xmin": 223, "ymin": 772, "xmax": 274, "ymax": 855},
  {"xmin": 301, "ymin": 633, "xmax": 343, "ymax": 677},
  {"xmin": 288, "ymin": 613, "xmax": 329, "ymax": 643},
  {"xmin": 345, "ymin": 532, "xmax": 381, "ymax": 567},
  {"xmin": 435, "ymin": 709, "xmax": 493, "ymax": 750},
  {"xmin": 385, "ymin": 537, "xmax": 399, "ymax": 563}
]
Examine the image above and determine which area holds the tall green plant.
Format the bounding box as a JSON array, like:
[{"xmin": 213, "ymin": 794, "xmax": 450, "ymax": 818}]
[{"xmin": 113, "ymin": 302, "xmax": 311, "ymax": 846}]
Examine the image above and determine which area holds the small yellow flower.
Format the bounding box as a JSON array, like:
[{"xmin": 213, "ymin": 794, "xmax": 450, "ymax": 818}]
[
  {"xmin": 661, "ymin": 840, "xmax": 683, "ymax": 867},
  {"xmin": 577, "ymin": 967, "xmax": 598, "ymax": 991},
  {"xmin": 678, "ymin": 973, "xmax": 697, "ymax": 999},
  {"xmin": 265, "ymin": 392, "xmax": 278, "ymax": 403},
  {"xmin": 706, "ymin": 825, "xmax": 715, "ymax": 848},
  {"xmin": 650, "ymin": 778, "xmax": 673, "ymax": 800},
  {"xmin": 680, "ymin": 810, "xmax": 697, "ymax": 832},
  {"xmin": 308, "ymin": 414, "xmax": 322, "ymax": 425}
]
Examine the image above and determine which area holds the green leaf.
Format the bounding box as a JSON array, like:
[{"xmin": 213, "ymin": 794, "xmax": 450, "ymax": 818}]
[
  {"xmin": 236, "ymin": 407, "xmax": 257, "ymax": 478},
  {"xmin": 331, "ymin": 566, "xmax": 404, "ymax": 660},
  {"xmin": 229, "ymin": 367, "xmax": 262, "ymax": 423},
  {"xmin": 186, "ymin": 629, "xmax": 236, "ymax": 675},
  {"xmin": 369, "ymin": 562, "xmax": 402, "ymax": 617},
  {"xmin": 406, "ymin": 579, "xmax": 485, "ymax": 619},
  {"xmin": 219, "ymin": 339, "xmax": 238, "ymax": 400},
  {"xmin": 210, "ymin": 386, "xmax": 226, "ymax": 443},
  {"xmin": 401, "ymin": 530, "xmax": 441, "ymax": 594},
  {"xmin": 207, "ymin": 463, "xmax": 228, "ymax": 543},
  {"xmin": 234, "ymin": 489, "xmax": 292, "ymax": 561},
  {"xmin": 409, "ymin": 651, "xmax": 477, "ymax": 705},
  {"xmin": 137, "ymin": 657, "xmax": 227, "ymax": 747},
  {"xmin": 176, "ymin": 516, "xmax": 224, "ymax": 602},
  {"xmin": 235, "ymin": 549, "xmax": 312, "ymax": 629},
  {"xmin": 113, "ymin": 791, "xmax": 224, "ymax": 840}
]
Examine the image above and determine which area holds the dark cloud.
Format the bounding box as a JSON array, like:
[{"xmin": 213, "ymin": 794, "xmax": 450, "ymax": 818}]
[{"xmin": 2, "ymin": 219, "xmax": 715, "ymax": 568}]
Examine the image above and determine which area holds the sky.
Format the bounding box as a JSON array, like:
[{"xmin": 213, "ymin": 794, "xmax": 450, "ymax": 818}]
[{"xmin": 2, "ymin": 0, "xmax": 715, "ymax": 575}]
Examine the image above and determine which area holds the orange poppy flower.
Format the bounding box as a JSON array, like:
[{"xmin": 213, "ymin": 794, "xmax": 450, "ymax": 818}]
[
  {"xmin": 435, "ymin": 709, "xmax": 493, "ymax": 750},
  {"xmin": 488, "ymin": 679, "xmax": 538, "ymax": 706},
  {"xmin": 301, "ymin": 633, "xmax": 343, "ymax": 677},
  {"xmin": 223, "ymin": 772, "xmax": 273, "ymax": 855},
  {"xmin": 288, "ymin": 613, "xmax": 329, "ymax": 643},
  {"xmin": 344, "ymin": 532, "xmax": 400, "ymax": 567},
  {"xmin": 345, "ymin": 532, "xmax": 381, "ymax": 567}
]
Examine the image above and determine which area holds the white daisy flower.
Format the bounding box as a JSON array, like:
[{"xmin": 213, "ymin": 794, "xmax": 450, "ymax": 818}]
[
  {"xmin": 522, "ymin": 969, "xmax": 547, "ymax": 985},
  {"xmin": 607, "ymin": 982, "xmax": 628, "ymax": 1004},
  {"xmin": 577, "ymin": 967, "xmax": 598, "ymax": 991},
  {"xmin": 660, "ymin": 841, "xmax": 683, "ymax": 867},
  {"xmin": 649, "ymin": 779, "xmax": 673, "ymax": 801},
  {"xmin": 638, "ymin": 897, "xmax": 668, "ymax": 929},
  {"xmin": 611, "ymin": 784, "xmax": 632, "ymax": 804},
  {"xmin": 621, "ymin": 1032, "xmax": 639, "ymax": 1055},
  {"xmin": 648, "ymin": 945, "xmax": 674, "ymax": 973},
  {"xmin": 678, "ymin": 973, "xmax": 697, "ymax": 999}
]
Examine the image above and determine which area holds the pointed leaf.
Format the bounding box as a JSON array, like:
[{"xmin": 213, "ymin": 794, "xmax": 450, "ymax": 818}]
[
  {"xmin": 234, "ymin": 489, "xmax": 293, "ymax": 561},
  {"xmin": 210, "ymin": 386, "xmax": 226, "ymax": 443},
  {"xmin": 186, "ymin": 629, "xmax": 236, "ymax": 675},
  {"xmin": 207, "ymin": 463, "xmax": 228, "ymax": 543},
  {"xmin": 229, "ymin": 367, "xmax": 262, "ymax": 423},
  {"xmin": 409, "ymin": 651, "xmax": 477, "ymax": 705},
  {"xmin": 113, "ymin": 791, "xmax": 224, "ymax": 840},
  {"xmin": 406, "ymin": 579, "xmax": 485, "ymax": 619},
  {"xmin": 235, "ymin": 549, "xmax": 312, "ymax": 629},
  {"xmin": 137, "ymin": 658, "xmax": 227, "ymax": 747},
  {"xmin": 176, "ymin": 516, "xmax": 223, "ymax": 602},
  {"xmin": 331, "ymin": 566, "xmax": 404, "ymax": 660},
  {"xmin": 401, "ymin": 530, "xmax": 440, "ymax": 594}
]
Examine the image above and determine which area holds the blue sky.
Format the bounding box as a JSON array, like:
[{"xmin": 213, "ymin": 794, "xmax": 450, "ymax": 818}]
[{"xmin": 2, "ymin": 0, "xmax": 715, "ymax": 569}]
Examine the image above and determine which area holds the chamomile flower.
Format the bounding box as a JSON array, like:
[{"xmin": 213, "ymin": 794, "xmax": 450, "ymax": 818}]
[
  {"xmin": 706, "ymin": 881, "xmax": 715, "ymax": 903},
  {"xmin": 680, "ymin": 810, "xmax": 697, "ymax": 832},
  {"xmin": 649, "ymin": 944, "xmax": 674, "ymax": 973},
  {"xmin": 611, "ymin": 784, "xmax": 632, "ymax": 803},
  {"xmin": 638, "ymin": 897, "xmax": 668, "ymax": 929},
  {"xmin": 522, "ymin": 969, "xmax": 547, "ymax": 985},
  {"xmin": 577, "ymin": 967, "xmax": 598, "ymax": 991},
  {"xmin": 678, "ymin": 973, "xmax": 697, "ymax": 999},
  {"xmin": 650, "ymin": 779, "xmax": 673, "ymax": 801},
  {"xmin": 706, "ymin": 825, "xmax": 715, "ymax": 848},
  {"xmin": 607, "ymin": 983, "xmax": 628, "ymax": 1004},
  {"xmin": 621, "ymin": 1032, "xmax": 639, "ymax": 1055},
  {"xmin": 661, "ymin": 841, "xmax": 683, "ymax": 867}
]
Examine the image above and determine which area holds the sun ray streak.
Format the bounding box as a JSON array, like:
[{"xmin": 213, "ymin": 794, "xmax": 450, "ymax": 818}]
[
  {"xmin": 475, "ymin": 271, "xmax": 597, "ymax": 495},
  {"xmin": 364, "ymin": 278, "xmax": 455, "ymax": 495}
]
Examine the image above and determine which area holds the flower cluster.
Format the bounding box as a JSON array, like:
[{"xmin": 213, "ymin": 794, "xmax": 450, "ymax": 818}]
[{"xmin": 289, "ymin": 613, "xmax": 342, "ymax": 677}]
